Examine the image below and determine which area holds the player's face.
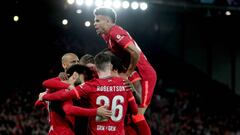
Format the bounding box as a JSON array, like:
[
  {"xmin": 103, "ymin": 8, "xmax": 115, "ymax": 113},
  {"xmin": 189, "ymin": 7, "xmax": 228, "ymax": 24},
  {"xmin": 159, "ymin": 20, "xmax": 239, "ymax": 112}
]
[
  {"xmin": 94, "ymin": 15, "xmax": 108, "ymax": 35},
  {"xmin": 65, "ymin": 57, "xmax": 80, "ymax": 70}
]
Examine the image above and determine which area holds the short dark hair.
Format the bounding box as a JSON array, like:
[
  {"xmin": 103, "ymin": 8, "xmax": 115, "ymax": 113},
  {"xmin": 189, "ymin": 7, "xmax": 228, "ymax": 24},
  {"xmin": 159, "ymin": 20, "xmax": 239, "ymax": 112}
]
[
  {"xmin": 102, "ymin": 50, "xmax": 126, "ymax": 73},
  {"xmin": 94, "ymin": 52, "xmax": 112, "ymax": 71},
  {"xmin": 66, "ymin": 64, "xmax": 93, "ymax": 81},
  {"xmin": 80, "ymin": 54, "xmax": 95, "ymax": 65},
  {"xmin": 93, "ymin": 7, "xmax": 117, "ymax": 23}
]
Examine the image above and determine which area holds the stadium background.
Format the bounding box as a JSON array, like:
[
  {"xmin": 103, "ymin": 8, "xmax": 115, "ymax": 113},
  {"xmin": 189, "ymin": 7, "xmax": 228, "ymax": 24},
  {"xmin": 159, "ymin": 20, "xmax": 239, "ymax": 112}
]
[{"xmin": 1, "ymin": 0, "xmax": 240, "ymax": 134}]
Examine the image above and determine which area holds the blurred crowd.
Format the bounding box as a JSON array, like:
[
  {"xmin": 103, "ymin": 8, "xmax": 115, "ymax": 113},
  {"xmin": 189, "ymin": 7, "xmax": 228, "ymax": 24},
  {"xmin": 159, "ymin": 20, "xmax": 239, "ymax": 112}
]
[
  {"xmin": 0, "ymin": 90, "xmax": 48, "ymax": 135},
  {"xmin": 1, "ymin": 83, "xmax": 240, "ymax": 135}
]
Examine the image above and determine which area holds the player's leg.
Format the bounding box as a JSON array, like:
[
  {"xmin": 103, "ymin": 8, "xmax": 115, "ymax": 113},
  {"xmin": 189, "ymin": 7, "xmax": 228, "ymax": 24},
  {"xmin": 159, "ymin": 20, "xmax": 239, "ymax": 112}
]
[{"xmin": 133, "ymin": 68, "xmax": 157, "ymax": 135}]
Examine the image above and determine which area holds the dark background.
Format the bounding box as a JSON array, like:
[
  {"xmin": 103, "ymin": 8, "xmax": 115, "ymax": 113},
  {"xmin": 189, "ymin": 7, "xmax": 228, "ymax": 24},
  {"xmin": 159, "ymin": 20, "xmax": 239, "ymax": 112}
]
[{"xmin": 1, "ymin": 0, "xmax": 240, "ymax": 108}]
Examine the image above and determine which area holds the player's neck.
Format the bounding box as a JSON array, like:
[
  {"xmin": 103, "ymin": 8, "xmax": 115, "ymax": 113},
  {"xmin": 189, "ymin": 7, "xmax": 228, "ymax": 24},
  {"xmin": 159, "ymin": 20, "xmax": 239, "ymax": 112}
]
[
  {"xmin": 98, "ymin": 71, "xmax": 112, "ymax": 79},
  {"xmin": 105, "ymin": 23, "xmax": 115, "ymax": 34}
]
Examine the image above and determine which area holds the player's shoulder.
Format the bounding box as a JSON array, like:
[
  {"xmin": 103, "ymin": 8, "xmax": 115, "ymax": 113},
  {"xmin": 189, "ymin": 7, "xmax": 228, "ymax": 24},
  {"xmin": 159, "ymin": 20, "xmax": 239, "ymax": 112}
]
[
  {"xmin": 110, "ymin": 25, "xmax": 126, "ymax": 34},
  {"xmin": 82, "ymin": 79, "xmax": 97, "ymax": 85},
  {"xmin": 112, "ymin": 25, "xmax": 124, "ymax": 30},
  {"xmin": 112, "ymin": 76, "xmax": 125, "ymax": 82}
]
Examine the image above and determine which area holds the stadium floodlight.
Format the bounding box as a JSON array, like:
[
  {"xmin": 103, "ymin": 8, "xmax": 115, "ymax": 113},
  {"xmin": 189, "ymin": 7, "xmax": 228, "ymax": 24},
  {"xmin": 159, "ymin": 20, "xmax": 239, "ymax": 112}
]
[
  {"xmin": 13, "ymin": 15, "xmax": 19, "ymax": 22},
  {"xmin": 131, "ymin": 1, "xmax": 139, "ymax": 10},
  {"xmin": 95, "ymin": 0, "xmax": 104, "ymax": 7},
  {"xmin": 104, "ymin": 0, "xmax": 113, "ymax": 7},
  {"xmin": 62, "ymin": 19, "xmax": 68, "ymax": 25},
  {"xmin": 122, "ymin": 1, "xmax": 130, "ymax": 9},
  {"xmin": 225, "ymin": 11, "xmax": 231, "ymax": 16},
  {"xmin": 140, "ymin": 2, "xmax": 148, "ymax": 10},
  {"xmin": 85, "ymin": 0, "xmax": 93, "ymax": 6},
  {"xmin": 85, "ymin": 21, "xmax": 91, "ymax": 27},
  {"xmin": 76, "ymin": 9, "xmax": 82, "ymax": 14},
  {"xmin": 67, "ymin": 0, "xmax": 75, "ymax": 5},
  {"xmin": 76, "ymin": 0, "xmax": 84, "ymax": 6},
  {"xmin": 113, "ymin": 0, "xmax": 121, "ymax": 9}
]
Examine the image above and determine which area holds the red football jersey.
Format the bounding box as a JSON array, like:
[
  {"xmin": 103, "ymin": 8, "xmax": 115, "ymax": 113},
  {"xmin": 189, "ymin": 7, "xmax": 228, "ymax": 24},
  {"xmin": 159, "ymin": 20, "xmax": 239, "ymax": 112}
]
[
  {"xmin": 76, "ymin": 77, "xmax": 138, "ymax": 135},
  {"xmin": 102, "ymin": 25, "xmax": 157, "ymax": 107},
  {"xmin": 43, "ymin": 77, "xmax": 138, "ymax": 135},
  {"xmin": 102, "ymin": 25, "xmax": 154, "ymax": 73}
]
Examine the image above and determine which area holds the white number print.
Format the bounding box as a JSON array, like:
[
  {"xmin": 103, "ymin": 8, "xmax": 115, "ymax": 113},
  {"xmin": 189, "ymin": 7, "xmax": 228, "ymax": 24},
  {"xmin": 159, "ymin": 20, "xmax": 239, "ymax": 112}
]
[{"xmin": 96, "ymin": 95, "xmax": 124, "ymax": 122}]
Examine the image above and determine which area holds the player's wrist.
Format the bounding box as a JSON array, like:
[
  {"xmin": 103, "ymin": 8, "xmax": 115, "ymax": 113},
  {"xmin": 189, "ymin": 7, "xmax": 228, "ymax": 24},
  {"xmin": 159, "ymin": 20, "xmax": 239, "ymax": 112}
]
[{"xmin": 68, "ymin": 85, "xmax": 75, "ymax": 90}]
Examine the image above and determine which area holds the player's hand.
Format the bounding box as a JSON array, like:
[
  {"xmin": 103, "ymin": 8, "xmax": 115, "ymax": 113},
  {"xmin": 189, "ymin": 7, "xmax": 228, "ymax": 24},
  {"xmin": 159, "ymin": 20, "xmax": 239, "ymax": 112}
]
[
  {"xmin": 123, "ymin": 80, "xmax": 135, "ymax": 92},
  {"xmin": 38, "ymin": 91, "xmax": 47, "ymax": 101},
  {"xmin": 119, "ymin": 73, "xmax": 128, "ymax": 80},
  {"xmin": 67, "ymin": 85, "xmax": 75, "ymax": 90},
  {"xmin": 58, "ymin": 72, "xmax": 68, "ymax": 80},
  {"xmin": 97, "ymin": 105, "xmax": 112, "ymax": 117}
]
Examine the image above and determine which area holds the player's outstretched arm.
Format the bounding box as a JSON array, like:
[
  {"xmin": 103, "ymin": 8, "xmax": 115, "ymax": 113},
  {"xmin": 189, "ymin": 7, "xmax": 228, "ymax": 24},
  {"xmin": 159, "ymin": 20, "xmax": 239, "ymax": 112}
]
[
  {"xmin": 39, "ymin": 89, "xmax": 77, "ymax": 101},
  {"xmin": 42, "ymin": 77, "xmax": 70, "ymax": 92},
  {"xmin": 62, "ymin": 103, "xmax": 112, "ymax": 117}
]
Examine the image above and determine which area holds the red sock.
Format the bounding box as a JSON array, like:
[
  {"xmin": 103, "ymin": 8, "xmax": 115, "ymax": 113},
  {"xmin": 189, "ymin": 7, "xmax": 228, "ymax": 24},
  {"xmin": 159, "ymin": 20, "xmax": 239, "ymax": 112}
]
[{"xmin": 132, "ymin": 114, "xmax": 151, "ymax": 135}]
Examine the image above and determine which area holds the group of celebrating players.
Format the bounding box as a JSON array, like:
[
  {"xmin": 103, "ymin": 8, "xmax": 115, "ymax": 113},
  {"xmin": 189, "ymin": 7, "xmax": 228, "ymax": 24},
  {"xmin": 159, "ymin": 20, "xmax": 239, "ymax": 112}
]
[{"xmin": 35, "ymin": 7, "xmax": 157, "ymax": 135}]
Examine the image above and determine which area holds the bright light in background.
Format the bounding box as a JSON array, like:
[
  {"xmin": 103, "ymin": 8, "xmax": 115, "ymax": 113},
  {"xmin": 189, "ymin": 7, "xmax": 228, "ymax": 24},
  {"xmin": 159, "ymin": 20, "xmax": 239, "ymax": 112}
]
[
  {"xmin": 122, "ymin": 1, "xmax": 130, "ymax": 9},
  {"xmin": 85, "ymin": 0, "xmax": 93, "ymax": 6},
  {"xmin": 76, "ymin": 0, "xmax": 84, "ymax": 6},
  {"xmin": 113, "ymin": 0, "xmax": 121, "ymax": 9},
  {"xmin": 66, "ymin": 0, "xmax": 148, "ymax": 10},
  {"xmin": 67, "ymin": 0, "xmax": 75, "ymax": 4},
  {"xmin": 13, "ymin": 15, "xmax": 19, "ymax": 22},
  {"xmin": 76, "ymin": 9, "xmax": 82, "ymax": 14},
  {"xmin": 62, "ymin": 19, "xmax": 68, "ymax": 25},
  {"xmin": 140, "ymin": 2, "xmax": 148, "ymax": 10},
  {"xmin": 131, "ymin": 1, "xmax": 139, "ymax": 10},
  {"xmin": 104, "ymin": 0, "xmax": 112, "ymax": 7},
  {"xmin": 225, "ymin": 11, "xmax": 231, "ymax": 16},
  {"xmin": 95, "ymin": 0, "xmax": 103, "ymax": 7},
  {"xmin": 85, "ymin": 21, "xmax": 91, "ymax": 27}
]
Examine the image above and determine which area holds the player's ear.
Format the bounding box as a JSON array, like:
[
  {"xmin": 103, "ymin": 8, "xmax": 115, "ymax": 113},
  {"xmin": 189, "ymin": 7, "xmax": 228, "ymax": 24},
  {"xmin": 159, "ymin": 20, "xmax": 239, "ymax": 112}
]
[
  {"xmin": 72, "ymin": 72, "xmax": 79, "ymax": 79},
  {"xmin": 62, "ymin": 63, "xmax": 66, "ymax": 69}
]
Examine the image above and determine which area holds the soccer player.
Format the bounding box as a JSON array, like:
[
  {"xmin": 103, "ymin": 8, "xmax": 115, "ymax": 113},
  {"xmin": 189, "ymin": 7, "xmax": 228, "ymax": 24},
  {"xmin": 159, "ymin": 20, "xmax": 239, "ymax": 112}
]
[
  {"xmin": 79, "ymin": 53, "xmax": 98, "ymax": 79},
  {"xmin": 36, "ymin": 53, "xmax": 111, "ymax": 135},
  {"xmin": 42, "ymin": 53, "xmax": 81, "ymax": 90},
  {"xmin": 35, "ymin": 53, "xmax": 80, "ymax": 111},
  {"xmin": 40, "ymin": 52, "xmax": 138, "ymax": 135},
  {"xmin": 105, "ymin": 50, "xmax": 141, "ymax": 135},
  {"xmin": 93, "ymin": 7, "xmax": 157, "ymax": 135}
]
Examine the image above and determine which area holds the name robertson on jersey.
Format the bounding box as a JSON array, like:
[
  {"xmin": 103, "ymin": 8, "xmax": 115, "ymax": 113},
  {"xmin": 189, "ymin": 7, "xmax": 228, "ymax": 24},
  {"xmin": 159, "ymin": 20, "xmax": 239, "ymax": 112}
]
[{"xmin": 97, "ymin": 86, "xmax": 125, "ymax": 92}]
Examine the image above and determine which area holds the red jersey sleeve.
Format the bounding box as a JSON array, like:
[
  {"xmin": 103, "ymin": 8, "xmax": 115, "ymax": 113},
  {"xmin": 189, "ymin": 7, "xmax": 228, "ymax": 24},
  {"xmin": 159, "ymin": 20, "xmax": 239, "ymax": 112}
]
[
  {"xmin": 128, "ymin": 71, "xmax": 141, "ymax": 83},
  {"xmin": 62, "ymin": 101, "xmax": 97, "ymax": 117},
  {"xmin": 75, "ymin": 83, "xmax": 91, "ymax": 98},
  {"xmin": 43, "ymin": 89, "xmax": 78, "ymax": 101},
  {"xmin": 34, "ymin": 100, "xmax": 47, "ymax": 110},
  {"xmin": 127, "ymin": 91, "xmax": 138, "ymax": 115},
  {"xmin": 110, "ymin": 26, "xmax": 134, "ymax": 49},
  {"xmin": 42, "ymin": 77, "xmax": 70, "ymax": 92}
]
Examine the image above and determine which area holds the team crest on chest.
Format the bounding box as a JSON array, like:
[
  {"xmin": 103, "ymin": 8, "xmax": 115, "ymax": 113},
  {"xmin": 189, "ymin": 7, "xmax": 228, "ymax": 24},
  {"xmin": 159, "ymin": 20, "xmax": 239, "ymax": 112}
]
[{"xmin": 116, "ymin": 34, "xmax": 124, "ymax": 42}]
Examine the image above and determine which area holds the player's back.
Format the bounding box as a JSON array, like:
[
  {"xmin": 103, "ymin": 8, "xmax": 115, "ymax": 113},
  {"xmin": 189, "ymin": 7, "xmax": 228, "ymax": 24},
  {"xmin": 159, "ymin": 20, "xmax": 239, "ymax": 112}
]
[{"xmin": 83, "ymin": 77, "xmax": 131, "ymax": 135}]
